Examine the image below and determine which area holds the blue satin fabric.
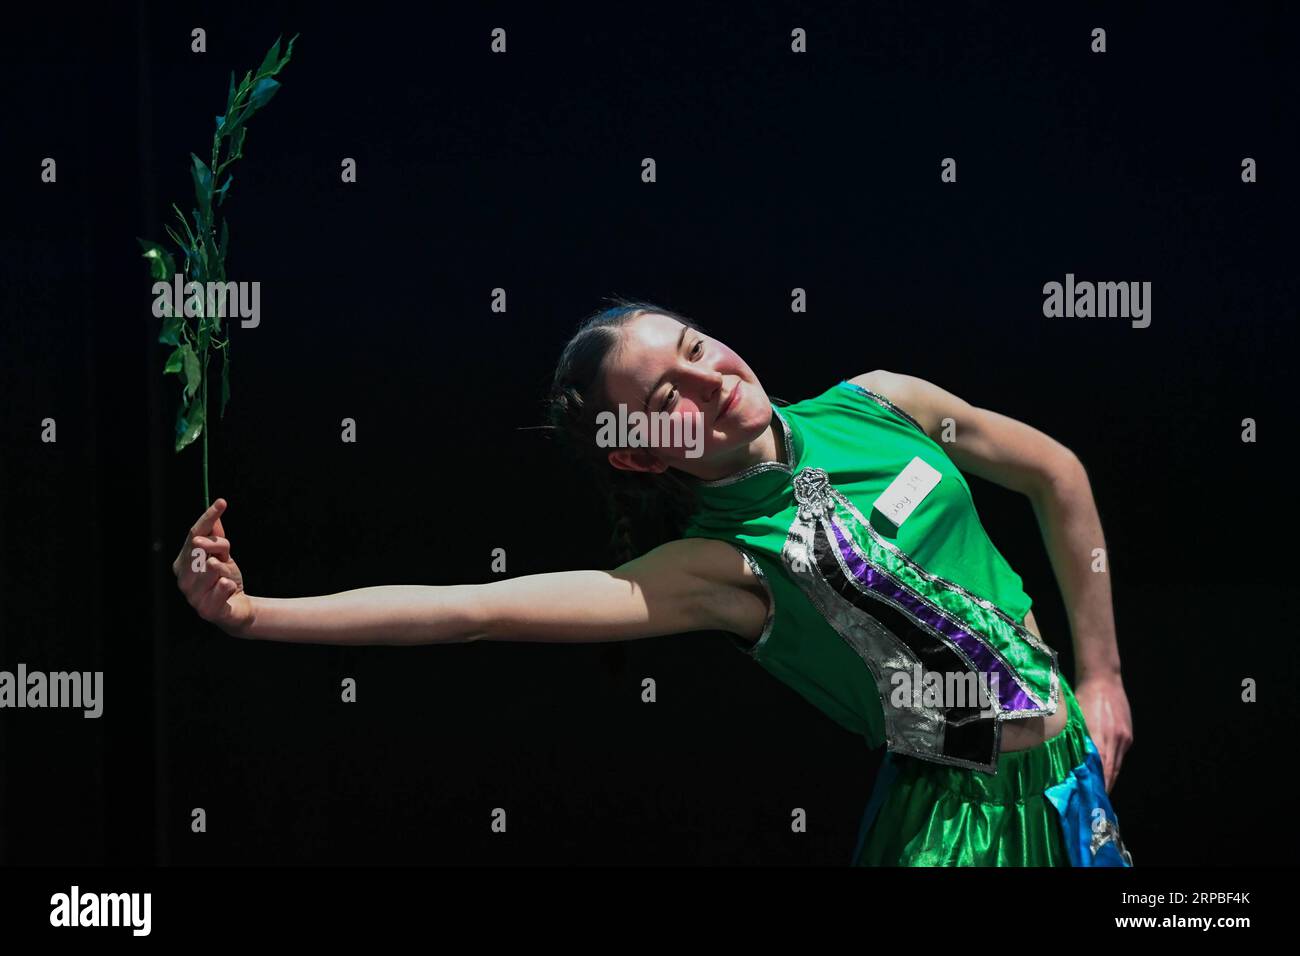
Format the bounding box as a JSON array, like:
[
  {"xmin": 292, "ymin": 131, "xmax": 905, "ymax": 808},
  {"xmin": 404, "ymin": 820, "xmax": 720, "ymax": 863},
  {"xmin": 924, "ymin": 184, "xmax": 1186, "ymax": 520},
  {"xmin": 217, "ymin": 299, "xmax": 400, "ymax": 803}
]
[{"xmin": 1043, "ymin": 736, "xmax": 1134, "ymax": 866}]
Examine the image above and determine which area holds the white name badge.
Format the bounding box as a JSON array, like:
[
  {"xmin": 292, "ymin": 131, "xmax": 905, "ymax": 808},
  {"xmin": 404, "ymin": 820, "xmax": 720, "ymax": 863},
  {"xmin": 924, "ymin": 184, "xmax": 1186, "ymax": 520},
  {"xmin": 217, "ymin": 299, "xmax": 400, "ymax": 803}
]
[{"xmin": 872, "ymin": 456, "xmax": 943, "ymax": 527}]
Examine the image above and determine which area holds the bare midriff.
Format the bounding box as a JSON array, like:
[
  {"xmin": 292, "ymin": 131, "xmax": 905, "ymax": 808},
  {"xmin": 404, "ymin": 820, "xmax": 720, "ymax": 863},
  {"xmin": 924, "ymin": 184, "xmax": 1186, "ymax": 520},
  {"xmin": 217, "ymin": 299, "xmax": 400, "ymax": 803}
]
[{"xmin": 998, "ymin": 607, "xmax": 1069, "ymax": 753}]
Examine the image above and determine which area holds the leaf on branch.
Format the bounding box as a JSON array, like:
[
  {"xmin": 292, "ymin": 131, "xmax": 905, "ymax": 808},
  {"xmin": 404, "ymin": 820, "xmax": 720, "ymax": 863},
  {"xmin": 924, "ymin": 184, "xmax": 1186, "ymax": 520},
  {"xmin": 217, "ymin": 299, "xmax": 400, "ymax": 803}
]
[
  {"xmin": 175, "ymin": 396, "xmax": 205, "ymax": 452},
  {"xmin": 163, "ymin": 224, "xmax": 187, "ymax": 254},
  {"xmin": 164, "ymin": 347, "xmax": 185, "ymax": 374},
  {"xmin": 215, "ymin": 174, "xmax": 233, "ymax": 207},
  {"xmin": 199, "ymin": 215, "xmax": 220, "ymax": 282},
  {"xmin": 191, "ymin": 153, "xmax": 213, "ymax": 222},
  {"xmin": 256, "ymin": 33, "xmax": 299, "ymax": 81},
  {"xmin": 190, "ymin": 208, "xmax": 210, "ymax": 281},
  {"xmin": 222, "ymin": 108, "xmax": 247, "ymax": 143},
  {"xmin": 159, "ymin": 313, "xmax": 183, "ymax": 346},
  {"xmin": 257, "ymin": 37, "xmax": 282, "ymax": 80},
  {"xmin": 279, "ymin": 34, "xmax": 300, "ymax": 72},
  {"xmin": 248, "ymin": 76, "xmax": 281, "ymax": 112},
  {"xmin": 180, "ymin": 344, "xmax": 201, "ymax": 399},
  {"xmin": 137, "ymin": 238, "xmax": 177, "ymax": 282},
  {"xmin": 172, "ymin": 203, "xmax": 198, "ymax": 247}
]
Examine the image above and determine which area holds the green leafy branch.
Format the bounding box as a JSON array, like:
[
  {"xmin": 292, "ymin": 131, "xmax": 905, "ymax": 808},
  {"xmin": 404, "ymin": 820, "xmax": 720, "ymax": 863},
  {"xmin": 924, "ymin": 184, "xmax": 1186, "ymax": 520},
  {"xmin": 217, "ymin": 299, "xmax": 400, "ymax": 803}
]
[{"xmin": 138, "ymin": 33, "xmax": 299, "ymax": 507}]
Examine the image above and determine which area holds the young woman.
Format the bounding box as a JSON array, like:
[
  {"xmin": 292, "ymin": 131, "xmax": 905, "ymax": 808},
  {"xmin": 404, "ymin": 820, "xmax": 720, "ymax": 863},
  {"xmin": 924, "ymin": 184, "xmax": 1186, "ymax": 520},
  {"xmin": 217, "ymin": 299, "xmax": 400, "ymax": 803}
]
[{"xmin": 173, "ymin": 298, "xmax": 1135, "ymax": 866}]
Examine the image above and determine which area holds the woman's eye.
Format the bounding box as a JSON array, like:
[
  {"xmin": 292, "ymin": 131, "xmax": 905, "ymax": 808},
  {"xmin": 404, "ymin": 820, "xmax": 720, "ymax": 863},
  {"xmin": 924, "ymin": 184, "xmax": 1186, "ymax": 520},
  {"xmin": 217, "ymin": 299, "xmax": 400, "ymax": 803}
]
[
  {"xmin": 690, "ymin": 340, "xmax": 703, "ymax": 358},
  {"xmin": 663, "ymin": 389, "xmax": 678, "ymax": 411}
]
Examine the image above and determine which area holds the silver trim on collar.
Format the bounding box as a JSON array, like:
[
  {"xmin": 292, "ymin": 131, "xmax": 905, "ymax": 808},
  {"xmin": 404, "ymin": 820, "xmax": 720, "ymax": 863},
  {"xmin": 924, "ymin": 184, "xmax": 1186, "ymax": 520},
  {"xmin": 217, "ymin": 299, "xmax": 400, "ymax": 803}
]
[{"xmin": 695, "ymin": 406, "xmax": 795, "ymax": 488}]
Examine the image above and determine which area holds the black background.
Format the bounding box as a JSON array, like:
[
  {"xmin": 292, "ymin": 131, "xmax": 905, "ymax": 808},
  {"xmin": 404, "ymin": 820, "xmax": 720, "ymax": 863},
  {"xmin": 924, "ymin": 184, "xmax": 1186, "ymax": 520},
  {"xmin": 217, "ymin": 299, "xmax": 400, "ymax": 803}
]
[{"xmin": 1, "ymin": 1, "xmax": 1295, "ymax": 866}]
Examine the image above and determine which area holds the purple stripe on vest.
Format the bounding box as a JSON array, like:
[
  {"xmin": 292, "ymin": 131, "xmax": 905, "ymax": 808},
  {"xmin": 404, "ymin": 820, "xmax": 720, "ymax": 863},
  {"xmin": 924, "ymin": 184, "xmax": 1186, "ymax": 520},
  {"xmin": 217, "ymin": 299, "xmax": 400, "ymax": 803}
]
[{"xmin": 828, "ymin": 517, "xmax": 1041, "ymax": 714}]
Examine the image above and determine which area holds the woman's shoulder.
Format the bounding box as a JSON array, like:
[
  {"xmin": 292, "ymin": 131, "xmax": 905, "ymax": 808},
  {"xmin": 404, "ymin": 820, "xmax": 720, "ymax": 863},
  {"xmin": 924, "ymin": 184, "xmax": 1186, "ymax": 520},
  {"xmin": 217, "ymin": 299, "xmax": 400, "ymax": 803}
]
[
  {"xmin": 785, "ymin": 371, "xmax": 929, "ymax": 435},
  {"xmin": 843, "ymin": 370, "xmax": 916, "ymax": 411},
  {"xmin": 783, "ymin": 370, "xmax": 909, "ymax": 407},
  {"xmin": 844, "ymin": 369, "xmax": 894, "ymax": 395}
]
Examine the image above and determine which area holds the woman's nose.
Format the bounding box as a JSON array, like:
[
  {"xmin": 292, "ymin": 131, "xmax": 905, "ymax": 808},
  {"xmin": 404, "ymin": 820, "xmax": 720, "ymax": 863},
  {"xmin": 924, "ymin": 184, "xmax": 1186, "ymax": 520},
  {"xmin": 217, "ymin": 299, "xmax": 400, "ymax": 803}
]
[{"xmin": 680, "ymin": 363, "xmax": 724, "ymax": 400}]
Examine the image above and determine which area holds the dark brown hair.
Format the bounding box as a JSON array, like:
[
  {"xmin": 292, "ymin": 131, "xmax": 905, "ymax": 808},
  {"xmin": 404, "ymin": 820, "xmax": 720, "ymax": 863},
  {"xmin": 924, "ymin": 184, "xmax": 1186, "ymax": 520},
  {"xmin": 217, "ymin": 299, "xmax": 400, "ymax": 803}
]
[{"xmin": 545, "ymin": 297, "xmax": 705, "ymax": 567}]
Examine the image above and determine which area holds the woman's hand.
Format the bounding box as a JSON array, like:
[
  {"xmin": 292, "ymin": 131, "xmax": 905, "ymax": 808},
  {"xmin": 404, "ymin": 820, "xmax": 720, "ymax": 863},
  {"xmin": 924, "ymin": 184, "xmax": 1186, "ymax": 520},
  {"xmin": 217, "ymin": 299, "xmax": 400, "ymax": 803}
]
[
  {"xmin": 172, "ymin": 498, "xmax": 255, "ymax": 637},
  {"xmin": 1074, "ymin": 671, "xmax": 1133, "ymax": 793}
]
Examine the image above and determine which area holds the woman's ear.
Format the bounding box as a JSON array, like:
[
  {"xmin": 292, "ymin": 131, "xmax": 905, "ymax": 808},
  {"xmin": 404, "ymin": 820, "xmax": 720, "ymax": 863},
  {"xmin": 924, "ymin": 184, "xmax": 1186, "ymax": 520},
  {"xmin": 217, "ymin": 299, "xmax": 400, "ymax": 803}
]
[{"xmin": 608, "ymin": 449, "xmax": 670, "ymax": 474}]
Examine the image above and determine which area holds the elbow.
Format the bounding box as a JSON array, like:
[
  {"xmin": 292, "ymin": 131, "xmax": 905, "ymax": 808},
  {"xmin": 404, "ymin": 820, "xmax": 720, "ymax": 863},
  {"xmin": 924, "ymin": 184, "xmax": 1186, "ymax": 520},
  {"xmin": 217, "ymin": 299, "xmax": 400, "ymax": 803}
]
[
  {"xmin": 456, "ymin": 585, "xmax": 494, "ymax": 643},
  {"xmin": 407, "ymin": 583, "xmax": 493, "ymax": 645},
  {"xmin": 1037, "ymin": 449, "xmax": 1088, "ymax": 502}
]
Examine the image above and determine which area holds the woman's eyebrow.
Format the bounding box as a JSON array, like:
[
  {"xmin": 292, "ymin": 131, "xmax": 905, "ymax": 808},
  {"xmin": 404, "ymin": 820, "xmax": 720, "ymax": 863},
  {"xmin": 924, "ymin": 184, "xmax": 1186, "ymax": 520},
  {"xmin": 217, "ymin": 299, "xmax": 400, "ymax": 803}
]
[{"xmin": 642, "ymin": 326, "xmax": 691, "ymax": 410}]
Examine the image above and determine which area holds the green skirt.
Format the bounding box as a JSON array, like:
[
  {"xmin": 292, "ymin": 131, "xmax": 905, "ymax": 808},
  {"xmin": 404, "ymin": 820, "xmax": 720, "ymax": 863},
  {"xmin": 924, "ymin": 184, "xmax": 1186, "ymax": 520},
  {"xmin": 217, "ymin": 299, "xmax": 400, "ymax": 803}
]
[{"xmin": 852, "ymin": 674, "xmax": 1133, "ymax": 866}]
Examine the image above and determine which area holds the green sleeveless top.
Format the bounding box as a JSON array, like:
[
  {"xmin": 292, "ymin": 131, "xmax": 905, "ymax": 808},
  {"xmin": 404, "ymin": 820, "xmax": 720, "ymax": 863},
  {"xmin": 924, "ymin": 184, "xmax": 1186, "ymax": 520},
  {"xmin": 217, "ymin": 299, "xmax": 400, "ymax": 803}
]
[{"xmin": 681, "ymin": 381, "xmax": 1061, "ymax": 773}]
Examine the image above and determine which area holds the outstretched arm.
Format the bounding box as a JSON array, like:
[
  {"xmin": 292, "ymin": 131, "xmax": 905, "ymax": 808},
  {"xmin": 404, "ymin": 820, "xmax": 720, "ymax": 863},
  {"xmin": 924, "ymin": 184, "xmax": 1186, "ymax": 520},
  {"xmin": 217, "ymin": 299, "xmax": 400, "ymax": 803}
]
[{"xmin": 174, "ymin": 499, "xmax": 767, "ymax": 647}]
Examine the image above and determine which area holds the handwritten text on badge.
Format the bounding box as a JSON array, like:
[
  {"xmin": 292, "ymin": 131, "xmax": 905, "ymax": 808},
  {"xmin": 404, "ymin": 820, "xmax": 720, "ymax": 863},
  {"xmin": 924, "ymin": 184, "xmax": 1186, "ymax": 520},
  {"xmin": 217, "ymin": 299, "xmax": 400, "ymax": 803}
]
[{"xmin": 872, "ymin": 456, "xmax": 943, "ymax": 526}]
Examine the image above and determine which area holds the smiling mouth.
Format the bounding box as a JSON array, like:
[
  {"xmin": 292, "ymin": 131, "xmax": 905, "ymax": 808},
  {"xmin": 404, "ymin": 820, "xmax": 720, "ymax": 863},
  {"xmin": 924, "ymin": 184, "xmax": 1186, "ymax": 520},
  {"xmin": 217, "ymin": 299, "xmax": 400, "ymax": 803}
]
[{"xmin": 719, "ymin": 383, "xmax": 741, "ymax": 421}]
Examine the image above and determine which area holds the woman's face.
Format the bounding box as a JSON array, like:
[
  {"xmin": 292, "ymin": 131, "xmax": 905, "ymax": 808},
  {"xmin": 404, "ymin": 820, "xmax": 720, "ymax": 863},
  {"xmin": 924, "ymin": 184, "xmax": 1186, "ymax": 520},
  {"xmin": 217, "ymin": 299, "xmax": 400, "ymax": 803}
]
[{"xmin": 598, "ymin": 311, "xmax": 773, "ymax": 473}]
